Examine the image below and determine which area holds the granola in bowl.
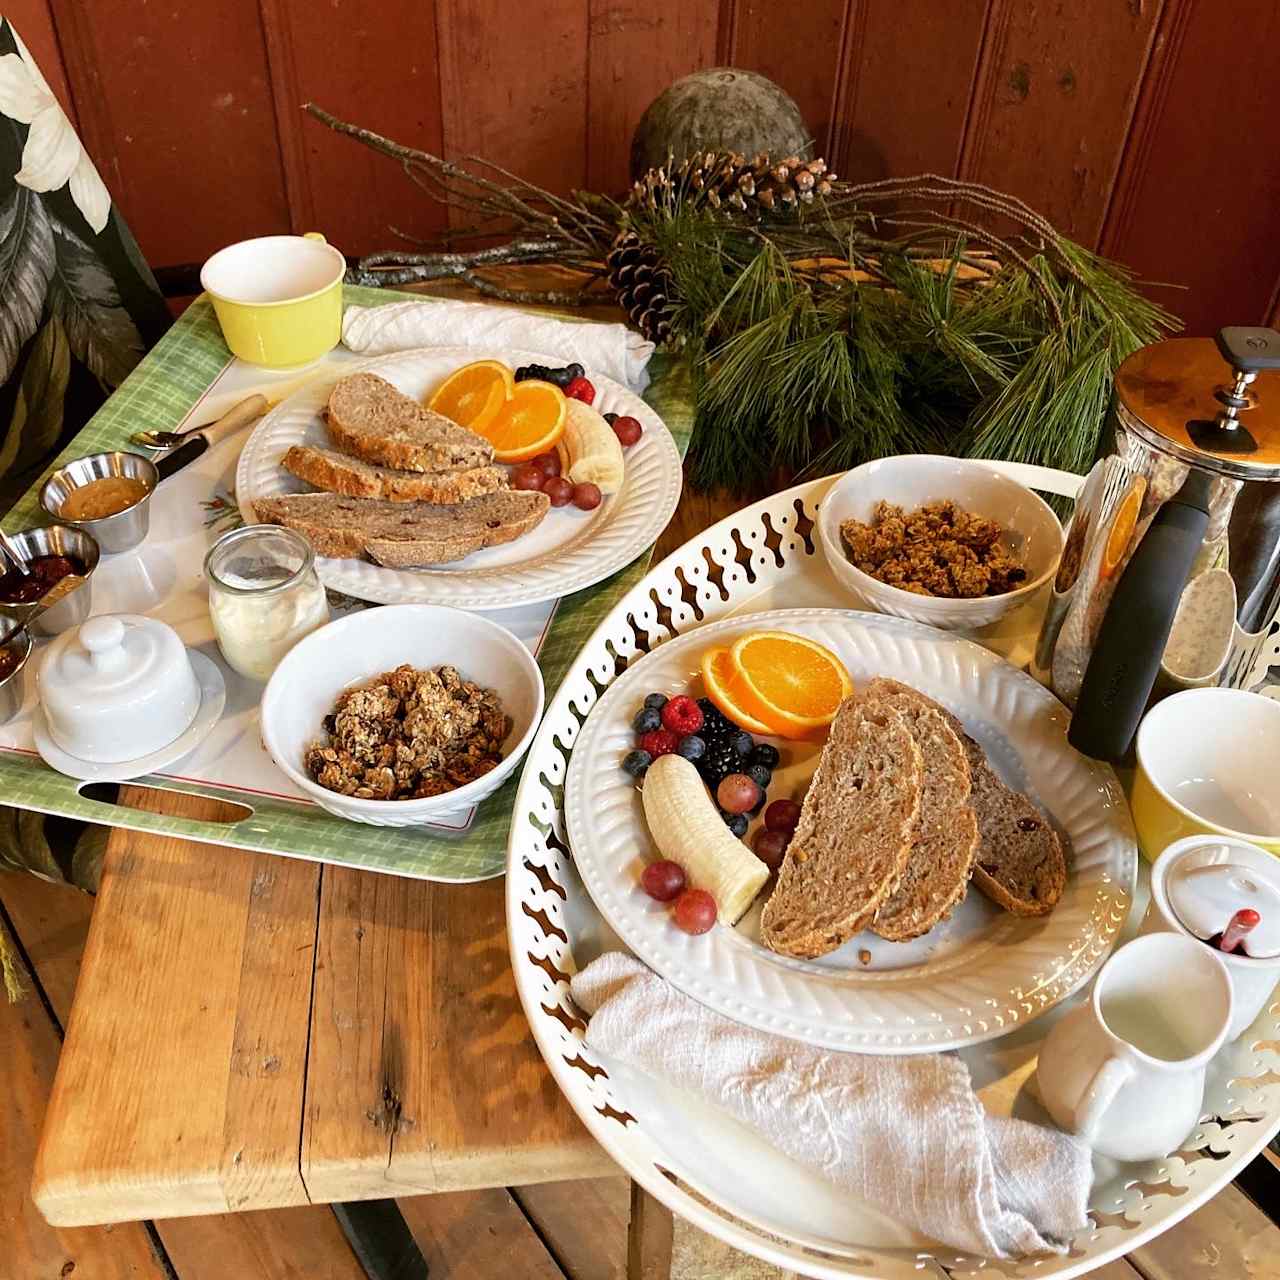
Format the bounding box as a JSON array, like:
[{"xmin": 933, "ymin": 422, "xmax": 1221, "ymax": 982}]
[
  {"xmin": 305, "ymin": 663, "xmax": 511, "ymax": 801},
  {"xmin": 839, "ymin": 499, "xmax": 1027, "ymax": 599}
]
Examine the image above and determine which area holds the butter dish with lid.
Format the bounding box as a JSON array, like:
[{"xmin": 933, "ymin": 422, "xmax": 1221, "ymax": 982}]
[{"xmin": 34, "ymin": 613, "xmax": 226, "ymax": 780}]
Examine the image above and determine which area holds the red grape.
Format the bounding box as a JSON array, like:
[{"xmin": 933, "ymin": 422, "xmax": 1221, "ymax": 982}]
[
  {"xmin": 544, "ymin": 476, "xmax": 573, "ymax": 507},
  {"xmin": 572, "ymin": 482, "xmax": 602, "ymax": 511},
  {"xmin": 511, "ymin": 463, "xmax": 545, "ymax": 491},
  {"xmin": 612, "ymin": 415, "xmax": 642, "ymax": 447},
  {"xmin": 673, "ymin": 888, "xmax": 717, "ymax": 935},
  {"xmin": 764, "ymin": 798, "xmax": 802, "ymax": 834},
  {"xmin": 752, "ymin": 828, "xmax": 790, "ymax": 872},
  {"xmin": 641, "ymin": 859, "xmax": 686, "ymax": 902},
  {"xmin": 531, "ymin": 451, "xmax": 562, "ymax": 477},
  {"xmin": 716, "ymin": 773, "xmax": 760, "ymax": 815}
]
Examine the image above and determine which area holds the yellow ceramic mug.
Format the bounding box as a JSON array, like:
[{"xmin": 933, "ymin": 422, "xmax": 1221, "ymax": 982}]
[
  {"xmin": 1132, "ymin": 687, "xmax": 1280, "ymax": 861},
  {"xmin": 200, "ymin": 232, "xmax": 345, "ymax": 368}
]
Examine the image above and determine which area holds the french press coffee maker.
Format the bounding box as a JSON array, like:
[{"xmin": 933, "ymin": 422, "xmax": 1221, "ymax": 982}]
[{"xmin": 1038, "ymin": 327, "xmax": 1280, "ymax": 761}]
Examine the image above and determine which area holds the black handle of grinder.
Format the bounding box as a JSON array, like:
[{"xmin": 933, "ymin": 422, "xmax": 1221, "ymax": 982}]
[{"xmin": 1068, "ymin": 471, "xmax": 1213, "ymax": 762}]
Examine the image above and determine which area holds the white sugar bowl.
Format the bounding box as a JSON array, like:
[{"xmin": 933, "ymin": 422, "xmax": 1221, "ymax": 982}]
[
  {"xmin": 1140, "ymin": 834, "xmax": 1280, "ymax": 1041},
  {"xmin": 37, "ymin": 613, "xmax": 201, "ymax": 763}
]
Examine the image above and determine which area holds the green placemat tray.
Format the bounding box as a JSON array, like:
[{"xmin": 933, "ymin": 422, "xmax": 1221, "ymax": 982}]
[{"xmin": 0, "ymin": 287, "xmax": 692, "ymax": 880}]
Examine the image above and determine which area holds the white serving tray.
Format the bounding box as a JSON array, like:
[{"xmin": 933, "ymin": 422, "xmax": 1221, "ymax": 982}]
[{"xmin": 505, "ymin": 466, "xmax": 1280, "ymax": 1278}]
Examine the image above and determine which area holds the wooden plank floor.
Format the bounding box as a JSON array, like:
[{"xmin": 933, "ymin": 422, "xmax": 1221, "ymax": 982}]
[{"xmin": 5, "ymin": 862, "xmax": 1280, "ymax": 1280}]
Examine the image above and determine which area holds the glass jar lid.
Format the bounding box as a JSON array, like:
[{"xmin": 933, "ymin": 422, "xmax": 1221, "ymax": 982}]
[{"xmin": 1115, "ymin": 337, "xmax": 1280, "ymax": 480}]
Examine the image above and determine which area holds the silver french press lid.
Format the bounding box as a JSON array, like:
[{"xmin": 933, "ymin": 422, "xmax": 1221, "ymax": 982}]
[{"xmin": 1115, "ymin": 327, "xmax": 1280, "ymax": 482}]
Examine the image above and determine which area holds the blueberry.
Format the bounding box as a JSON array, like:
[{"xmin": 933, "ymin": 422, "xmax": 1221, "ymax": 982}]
[
  {"xmin": 729, "ymin": 730, "xmax": 754, "ymax": 757},
  {"xmin": 676, "ymin": 734, "xmax": 705, "ymax": 761},
  {"xmin": 603, "ymin": 411, "xmax": 618, "ymax": 425},
  {"xmin": 621, "ymin": 749, "xmax": 651, "ymax": 778},
  {"xmin": 748, "ymin": 743, "xmax": 780, "ymax": 770},
  {"xmin": 746, "ymin": 763, "xmax": 772, "ymax": 790},
  {"xmin": 633, "ymin": 706, "xmax": 662, "ymax": 733},
  {"xmin": 547, "ymin": 366, "xmax": 574, "ymax": 388},
  {"xmin": 566, "ymin": 362, "xmax": 584, "ymax": 381},
  {"xmin": 643, "ymin": 692, "xmax": 668, "ymax": 710},
  {"xmin": 722, "ymin": 811, "xmax": 749, "ymax": 838}
]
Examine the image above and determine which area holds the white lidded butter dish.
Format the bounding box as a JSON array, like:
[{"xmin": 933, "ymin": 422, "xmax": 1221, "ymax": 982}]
[{"xmin": 37, "ymin": 613, "xmax": 201, "ymax": 763}]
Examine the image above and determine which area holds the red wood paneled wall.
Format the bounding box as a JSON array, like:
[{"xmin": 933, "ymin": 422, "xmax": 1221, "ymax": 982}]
[{"xmin": 5, "ymin": 0, "xmax": 1276, "ymax": 334}]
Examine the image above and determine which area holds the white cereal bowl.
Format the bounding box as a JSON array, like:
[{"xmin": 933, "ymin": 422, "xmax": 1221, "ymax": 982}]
[
  {"xmin": 260, "ymin": 604, "xmax": 544, "ymax": 826},
  {"xmin": 816, "ymin": 454, "xmax": 1065, "ymax": 630}
]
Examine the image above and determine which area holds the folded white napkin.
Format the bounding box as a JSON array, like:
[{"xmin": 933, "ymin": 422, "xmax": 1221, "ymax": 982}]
[
  {"xmin": 570, "ymin": 952, "xmax": 1090, "ymax": 1260},
  {"xmin": 342, "ymin": 299, "xmax": 655, "ymax": 392}
]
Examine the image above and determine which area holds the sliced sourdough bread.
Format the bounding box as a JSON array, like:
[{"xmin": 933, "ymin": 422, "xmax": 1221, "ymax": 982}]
[
  {"xmin": 251, "ymin": 490, "xmax": 549, "ymax": 567},
  {"xmin": 325, "ymin": 372, "xmax": 494, "ymax": 473},
  {"xmin": 961, "ymin": 737, "xmax": 1067, "ymax": 916},
  {"xmin": 282, "ymin": 445, "xmax": 507, "ymax": 504},
  {"xmin": 760, "ymin": 697, "xmax": 923, "ymax": 959},
  {"xmin": 862, "ymin": 679, "xmax": 979, "ymax": 941},
  {"xmin": 860, "ymin": 678, "xmax": 1066, "ymax": 916}
]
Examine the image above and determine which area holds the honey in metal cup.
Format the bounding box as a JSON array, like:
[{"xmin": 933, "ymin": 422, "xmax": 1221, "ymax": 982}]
[
  {"xmin": 41, "ymin": 450, "xmax": 159, "ymax": 554},
  {"xmin": 0, "ymin": 626, "xmax": 32, "ymax": 725},
  {"xmin": 0, "ymin": 524, "xmax": 100, "ymax": 636}
]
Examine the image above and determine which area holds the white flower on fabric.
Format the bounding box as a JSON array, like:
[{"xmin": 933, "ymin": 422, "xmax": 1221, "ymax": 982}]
[{"xmin": 0, "ymin": 28, "xmax": 110, "ymax": 233}]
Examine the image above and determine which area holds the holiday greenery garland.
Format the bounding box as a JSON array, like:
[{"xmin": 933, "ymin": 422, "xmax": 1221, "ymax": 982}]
[{"xmin": 306, "ymin": 105, "xmax": 1177, "ymax": 493}]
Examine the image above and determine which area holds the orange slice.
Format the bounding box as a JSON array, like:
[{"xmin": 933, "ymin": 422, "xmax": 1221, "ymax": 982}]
[
  {"xmin": 699, "ymin": 647, "xmax": 775, "ymax": 736},
  {"xmin": 427, "ymin": 359, "xmax": 513, "ymax": 433},
  {"xmin": 726, "ymin": 631, "xmax": 853, "ymax": 739},
  {"xmin": 477, "ymin": 379, "xmax": 567, "ymax": 463},
  {"xmin": 1100, "ymin": 476, "xmax": 1147, "ymax": 578}
]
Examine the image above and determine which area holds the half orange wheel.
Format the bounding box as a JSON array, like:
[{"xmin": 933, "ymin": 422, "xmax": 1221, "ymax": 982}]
[
  {"xmin": 699, "ymin": 647, "xmax": 775, "ymax": 736},
  {"xmin": 726, "ymin": 631, "xmax": 853, "ymax": 739},
  {"xmin": 477, "ymin": 379, "xmax": 567, "ymax": 463},
  {"xmin": 427, "ymin": 359, "xmax": 513, "ymax": 433}
]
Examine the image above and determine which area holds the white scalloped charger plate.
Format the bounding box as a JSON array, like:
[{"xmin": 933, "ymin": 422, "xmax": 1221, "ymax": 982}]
[
  {"xmin": 565, "ymin": 606, "xmax": 1136, "ymax": 1053},
  {"xmin": 234, "ymin": 346, "xmax": 683, "ymax": 609}
]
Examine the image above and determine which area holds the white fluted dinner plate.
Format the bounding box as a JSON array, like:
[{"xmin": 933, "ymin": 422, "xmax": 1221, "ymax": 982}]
[
  {"xmin": 235, "ymin": 346, "xmax": 683, "ymax": 610},
  {"xmin": 564, "ymin": 607, "xmax": 1136, "ymax": 1053}
]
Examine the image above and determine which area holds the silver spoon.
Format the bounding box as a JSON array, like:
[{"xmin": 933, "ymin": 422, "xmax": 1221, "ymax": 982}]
[
  {"xmin": 131, "ymin": 392, "xmax": 271, "ymax": 449},
  {"xmin": 0, "ymin": 528, "xmax": 31, "ymax": 577}
]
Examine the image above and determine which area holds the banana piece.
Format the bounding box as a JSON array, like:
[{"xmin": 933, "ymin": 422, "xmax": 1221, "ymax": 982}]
[
  {"xmin": 641, "ymin": 754, "xmax": 769, "ymax": 924},
  {"xmin": 557, "ymin": 399, "xmax": 625, "ymax": 494}
]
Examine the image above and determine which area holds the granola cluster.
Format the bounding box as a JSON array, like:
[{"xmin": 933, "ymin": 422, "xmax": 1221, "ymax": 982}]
[
  {"xmin": 305, "ymin": 664, "xmax": 510, "ymax": 801},
  {"xmin": 839, "ymin": 499, "xmax": 1027, "ymax": 598}
]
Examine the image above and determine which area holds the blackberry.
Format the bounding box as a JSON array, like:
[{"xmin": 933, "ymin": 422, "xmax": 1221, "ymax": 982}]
[
  {"xmin": 722, "ymin": 811, "xmax": 749, "ymax": 838},
  {"xmin": 697, "ymin": 739, "xmax": 741, "ymax": 786},
  {"xmin": 746, "ymin": 763, "xmax": 772, "ymax": 790},
  {"xmin": 748, "ymin": 743, "xmax": 780, "ymax": 770},
  {"xmin": 697, "ymin": 698, "xmax": 732, "ymax": 742},
  {"xmin": 633, "ymin": 706, "xmax": 662, "ymax": 734}
]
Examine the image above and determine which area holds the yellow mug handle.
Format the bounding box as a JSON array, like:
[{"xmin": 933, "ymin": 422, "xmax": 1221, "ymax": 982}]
[{"xmin": 303, "ymin": 231, "xmax": 326, "ymax": 243}]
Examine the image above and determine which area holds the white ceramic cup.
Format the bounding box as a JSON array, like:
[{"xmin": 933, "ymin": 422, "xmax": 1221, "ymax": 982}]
[
  {"xmin": 1034, "ymin": 932, "xmax": 1232, "ymax": 1162},
  {"xmin": 1140, "ymin": 834, "xmax": 1280, "ymax": 1041}
]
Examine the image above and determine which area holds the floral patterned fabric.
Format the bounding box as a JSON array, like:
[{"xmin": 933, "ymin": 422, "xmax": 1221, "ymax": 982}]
[
  {"xmin": 0, "ymin": 18, "xmax": 170, "ymax": 909},
  {"xmin": 0, "ymin": 17, "xmax": 171, "ymax": 513}
]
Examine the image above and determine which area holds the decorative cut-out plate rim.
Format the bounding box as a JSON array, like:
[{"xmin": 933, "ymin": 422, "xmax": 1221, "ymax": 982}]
[{"xmin": 506, "ymin": 470, "xmax": 1280, "ymax": 1280}]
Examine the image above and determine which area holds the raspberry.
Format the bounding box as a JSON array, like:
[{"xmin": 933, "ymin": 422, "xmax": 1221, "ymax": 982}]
[
  {"xmin": 564, "ymin": 376, "xmax": 595, "ymax": 405},
  {"xmin": 638, "ymin": 729, "xmax": 679, "ymax": 759},
  {"xmin": 660, "ymin": 694, "xmax": 703, "ymax": 736}
]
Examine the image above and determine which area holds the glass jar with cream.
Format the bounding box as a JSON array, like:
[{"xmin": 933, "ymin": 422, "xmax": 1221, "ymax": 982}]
[{"xmin": 204, "ymin": 525, "xmax": 330, "ymax": 681}]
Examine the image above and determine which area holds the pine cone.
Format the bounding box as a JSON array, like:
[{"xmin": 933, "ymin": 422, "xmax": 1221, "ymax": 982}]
[
  {"xmin": 606, "ymin": 230, "xmax": 673, "ymax": 344},
  {"xmin": 629, "ymin": 151, "xmax": 837, "ymax": 218}
]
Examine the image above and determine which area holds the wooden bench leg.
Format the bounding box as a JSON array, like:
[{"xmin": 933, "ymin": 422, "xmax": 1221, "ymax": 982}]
[{"xmin": 627, "ymin": 1180, "xmax": 674, "ymax": 1280}]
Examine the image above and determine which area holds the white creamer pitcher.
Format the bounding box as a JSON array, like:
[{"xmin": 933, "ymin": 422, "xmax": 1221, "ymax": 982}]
[{"xmin": 1034, "ymin": 933, "xmax": 1233, "ymax": 1162}]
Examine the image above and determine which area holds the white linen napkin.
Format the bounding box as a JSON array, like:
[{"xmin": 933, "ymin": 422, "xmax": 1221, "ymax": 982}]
[
  {"xmin": 570, "ymin": 952, "xmax": 1090, "ymax": 1260},
  {"xmin": 341, "ymin": 299, "xmax": 655, "ymax": 392}
]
